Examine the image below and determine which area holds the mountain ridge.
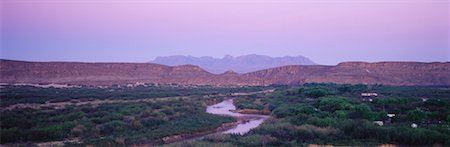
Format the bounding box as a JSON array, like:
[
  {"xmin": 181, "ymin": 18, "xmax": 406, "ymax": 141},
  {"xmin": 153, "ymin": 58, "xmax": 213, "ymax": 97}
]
[
  {"xmin": 151, "ymin": 54, "xmax": 315, "ymax": 74},
  {"xmin": 1, "ymin": 59, "xmax": 449, "ymax": 86}
]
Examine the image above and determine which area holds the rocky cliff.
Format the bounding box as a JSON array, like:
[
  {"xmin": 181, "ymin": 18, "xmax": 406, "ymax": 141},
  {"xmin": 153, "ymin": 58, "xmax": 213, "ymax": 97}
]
[
  {"xmin": 1, "ymin": 60, "xmax": 449, "ymax": 86},
  {"xmin": 0, "ymin": 60, "xmax": 250, "ymax": 86},
  {"xmin": 245, "ymin": 62, "xmax": 450, "ymax": 86}
]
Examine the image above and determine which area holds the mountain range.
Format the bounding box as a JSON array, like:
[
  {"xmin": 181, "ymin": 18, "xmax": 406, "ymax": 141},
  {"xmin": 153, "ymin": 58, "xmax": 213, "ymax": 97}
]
[
  {"xmin": 1, "ymin": 59, "xmax": 449, "ymax": 86},
  {"xmin": 151, "ymin": 54, "xmax": 315, "ymax": 74}
]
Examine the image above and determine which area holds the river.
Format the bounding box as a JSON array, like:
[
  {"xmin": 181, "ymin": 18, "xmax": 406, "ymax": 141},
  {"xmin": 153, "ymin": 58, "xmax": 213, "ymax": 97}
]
[
  {"xmin": 206, "ymin": 99, "xmax": 269, "ymax": 135},
  {"xmin": 146, "ymin": 99, "xmax": 270, "ymax": 145}
]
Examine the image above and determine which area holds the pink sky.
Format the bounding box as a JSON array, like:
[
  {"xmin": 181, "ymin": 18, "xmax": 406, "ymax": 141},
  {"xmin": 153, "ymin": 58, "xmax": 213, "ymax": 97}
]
[{"xmin": 1, "ymin": 0, "xmax": 449, "ymax": 64}]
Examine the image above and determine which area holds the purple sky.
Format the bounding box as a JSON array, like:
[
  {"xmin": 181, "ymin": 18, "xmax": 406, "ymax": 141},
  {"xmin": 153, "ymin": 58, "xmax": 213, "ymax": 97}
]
[{"xmin": 1, "ymin": 0, "xmax": 449, "ymax": 65}]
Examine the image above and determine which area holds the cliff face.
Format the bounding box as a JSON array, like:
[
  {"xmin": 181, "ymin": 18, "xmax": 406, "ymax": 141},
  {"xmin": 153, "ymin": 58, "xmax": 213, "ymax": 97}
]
[
  {"xmin": 242, "ymin": 65, "xmax": 331, "ymax": 85},
  {"xmin": 1, "ymin": 60, "xmax": 449, "ymax": 86},
  {"xmin": 0, "ymin": 60, "xmax": 271, "ymax": 86},
  {"xmin": 321, "ymin": 62, "xmax": 450, "ymax": 85},
  {"xmin": 247, "ymin": 62, "xmax": 450, "ymax": 86}
]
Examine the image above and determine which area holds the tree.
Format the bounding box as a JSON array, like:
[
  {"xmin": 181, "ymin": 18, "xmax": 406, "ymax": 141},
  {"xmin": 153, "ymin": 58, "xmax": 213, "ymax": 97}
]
[
  {"xmin": 337, "ymin": 84, "xmax": 368, "ymax": 94},
  {"xmin": 356, "ymin": 104, "xmax": 377, "ymax": 120},
  {"xmin": 407, "ymin": 108, "xmax": 427, "ymax": 122},
  {"xmin": 318, "ymin": 96, "xmax": 353, "ymax": 112},
  {"xmin": 300, "ymin": 88, "xmax": 329, "ymax": 98}
]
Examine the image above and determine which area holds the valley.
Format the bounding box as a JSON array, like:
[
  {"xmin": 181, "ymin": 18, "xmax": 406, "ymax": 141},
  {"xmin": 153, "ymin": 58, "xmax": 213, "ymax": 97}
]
[
  {"xmin": 2, "ymin": 0, "xmax": 448, "ymax": 146},
  {"xmin": 1, "ymin": 84, "xmax": 449, "ymax": 146}
]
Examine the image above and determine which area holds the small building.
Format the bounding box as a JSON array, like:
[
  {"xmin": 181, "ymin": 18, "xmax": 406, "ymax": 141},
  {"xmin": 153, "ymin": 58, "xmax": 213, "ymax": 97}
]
[
  {"xmin": 411, "ymin": 123, "xmax": 418, "ymax": 128},
  {"xmin": 361, "ymin": 93, "xmax": 378, "ymax": 97},
  {"xmin": 361, "ymin": 93, "xmax": 377, "ymax": 102},
  {"xmin": 387, "ymin": 114, "xmax": 395, "ymax": 118},
  {"xmin": 362, "ymin": 98, "xmax": 373, "ymax": 102},
  {"xmin": 373, "ymin": 121, "xmax": 384, "ymax": 126}
]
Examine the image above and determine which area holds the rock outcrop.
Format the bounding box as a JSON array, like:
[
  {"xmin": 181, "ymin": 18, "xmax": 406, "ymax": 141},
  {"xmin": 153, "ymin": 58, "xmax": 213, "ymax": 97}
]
[{"xmin": 1, "ymin": 59, "xmax": 449, "ymax": 86}]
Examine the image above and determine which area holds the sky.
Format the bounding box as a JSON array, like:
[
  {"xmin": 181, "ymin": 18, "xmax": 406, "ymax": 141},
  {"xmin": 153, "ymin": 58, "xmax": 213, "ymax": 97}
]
[{"xmin": 1, "ymin": 0, "xmax": 449, "ymax": 65}]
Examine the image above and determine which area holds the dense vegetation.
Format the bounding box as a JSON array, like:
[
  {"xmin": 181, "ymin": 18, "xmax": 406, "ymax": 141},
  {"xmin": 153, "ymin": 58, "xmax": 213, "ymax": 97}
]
[
  {"xmin": 0, "ymin": 85, "xmax": 269, "ymax": 146},
  {"xmin": 175, "ymin": 83, "xmax": 450, "ymax": 146},
  {"xmin": 0, "ymin": 84, "xmax": 265, "ymax": 106},
  {"xmin": 1, "ymin": 98, "xmax": 235, "ymax": 146},
  {"xmin": 1, "ymin": 83, "xmax": 449, "ymax": 146}
]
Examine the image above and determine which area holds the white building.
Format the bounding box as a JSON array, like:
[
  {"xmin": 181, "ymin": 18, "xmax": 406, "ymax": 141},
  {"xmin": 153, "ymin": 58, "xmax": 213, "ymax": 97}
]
[
  {"xmin": 373, "ymin": 121, "xmax": 384, "ymax": 126},
  {"xmin": 387, "ymin": 114, "xmax": 395, "ymax": 118},
  {"xmin": 361, "ymin": 93, "xmax": 378, "ymax": 97}
]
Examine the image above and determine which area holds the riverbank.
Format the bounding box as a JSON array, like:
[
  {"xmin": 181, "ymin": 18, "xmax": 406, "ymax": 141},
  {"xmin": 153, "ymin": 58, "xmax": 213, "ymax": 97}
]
[
  {"xmin": 206, "ymin": 99, "xmax": 269, "ymax": 135},
  {"xmin": 160, "ymin": 120, "xmax": 239, "ymax": 144},
  {"xmin": 231, "ymin": 109, "xmax": 271, "ymax": 115},
  {"xmin": 150, "ymin": 99, "xmax": 271, "ymax": 146}
]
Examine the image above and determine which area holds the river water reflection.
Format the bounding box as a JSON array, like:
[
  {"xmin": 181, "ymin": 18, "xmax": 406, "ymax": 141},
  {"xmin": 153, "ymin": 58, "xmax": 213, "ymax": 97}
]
[{"xmin": 206, "ymin": 99, "xmax": 269, "ymax": 135}]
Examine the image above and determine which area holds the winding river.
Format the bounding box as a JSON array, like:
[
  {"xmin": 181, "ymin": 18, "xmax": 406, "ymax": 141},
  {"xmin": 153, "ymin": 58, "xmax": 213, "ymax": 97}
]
[
  {"xmin": 206, "ymin": 99, "xmax": 269, "ymax": 135},
  {"xmin": 159, "ymin": 99, "xmax": 270, "ymax": 145}
]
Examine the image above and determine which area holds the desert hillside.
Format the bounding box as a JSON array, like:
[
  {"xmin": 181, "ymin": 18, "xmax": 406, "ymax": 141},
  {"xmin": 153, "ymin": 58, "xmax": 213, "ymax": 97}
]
[
  {"xmin": 245, "ymin": 62, "xmax": 450, "ymax": 86},
  {"xmin": 1, "ymin": 59, "xmax": 449, "ymax": 86}
]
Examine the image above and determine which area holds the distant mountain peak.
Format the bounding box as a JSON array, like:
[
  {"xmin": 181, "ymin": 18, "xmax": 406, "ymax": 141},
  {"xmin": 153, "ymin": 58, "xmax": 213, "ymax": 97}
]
[
  {"xmin": 221, "ymin": 70, "xmax": 239, "ymax": 75},
  {"xmin": 223, "ymin": 54, "xmax": 234, "ymax": 59},
  {"xmin": 151, "ymin": 54, "xmax": 316, "ymax": 74}
]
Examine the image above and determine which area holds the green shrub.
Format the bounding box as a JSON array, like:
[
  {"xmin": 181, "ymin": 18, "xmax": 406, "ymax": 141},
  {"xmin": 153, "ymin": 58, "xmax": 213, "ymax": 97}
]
[
  {"xmin": 305, "ymin": 117, "xmax": 337, "ymax": 127},
  {"xmin": 318, "ymin": 96, "xmax": 353, "ymax": 112},
  {"xmin": 407, "ymin": 108, "xmax": 427, "ymax": 122},
  {"xmin": 98, "ymin": 120, "xmax": 130, "ymax": 135},
  {"xmin": 294, "ymin": 124, "xmax": 339, "ymax": 141},
  {"xmin": 300, "ymin": 88, "xmax": 329, "ymax": 98}
]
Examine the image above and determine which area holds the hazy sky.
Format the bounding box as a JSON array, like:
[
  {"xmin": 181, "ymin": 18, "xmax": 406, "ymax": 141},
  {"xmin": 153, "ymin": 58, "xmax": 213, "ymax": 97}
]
[{"xmin": 1, "ymin": 0, "xmax": 449, "ymax": 65}]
